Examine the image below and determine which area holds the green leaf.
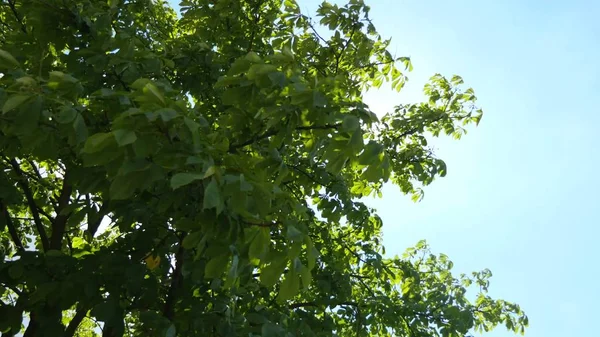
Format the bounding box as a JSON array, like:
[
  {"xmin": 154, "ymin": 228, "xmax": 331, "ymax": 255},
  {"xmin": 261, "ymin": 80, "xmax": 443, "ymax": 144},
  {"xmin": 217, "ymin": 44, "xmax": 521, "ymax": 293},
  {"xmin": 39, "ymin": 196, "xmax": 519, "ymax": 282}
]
[
  {"xmin": 203, "ymin": 166, "xmax": 216, "ymax": 179},
  {"xmin": 165, "ymin": 324, "xmax": 176, "ymax": 337},
  {"xmin": 157, "ymin": 108, "xmax": 178, "ymax": 122},
  {"xmin": 286, "ymin": 224, "xmax": 303, "ymax": 242},
  {"xmin": 358, "ymin": 141, "xmax": 383, "ymax": 165},
  {"xmin": 247, "ymin": 64, "xmax": 277, "ymax": 80},
  {"xmin": 109, "ymin": 176, "xmax": 136, "ymax": 200},
  {"xmin": 143, "ymin": 83, "xmax": 165, "ymax": 104},
  {"xmin": 16, "ymin": 76, "xmax": 36, "ymax": 86},
  {"xmin": 312, "ymin": 91, "xmax": 327, "ymax": 107},
  {"xmin": 260, "ymin": 258, "xmax": 287, "ymax": 287},
  {"xmin": 8, "ymin": 264, "xmax": 23, "ymax": 279},
  {"xmin": 2, "ymin": 95, "xmax": 30, "ymax": 114},
  {"xmin": 246, "ymin": 313, "xmax": 268, "ymax": 325},
  {"xmin": 240, "ymin": 174, "xmax": 253, "ymax": 191},
  {"xmin": 248, "ymin": 228, "xmax": 270, "ymax": 260},
  {"xmin": 227, "ymin": 58, "xmax": 252, "ymax": 76},
  {"xmin": 202, "ymin": 178, "xmax": 223, "ymax": 215},
  {"xmin": 56, "ymin": 106, "xmax": 77, "ymax": 124},
  {"xmin": 113, "ymin": 129, "xmax": 137, "ymax": 146},
  {"xmin": 277, "ymin": 265, "xmax": 299, "ymax": 302},
  {"xmin": 170, "ymin": 173, "xmax": 203, "ymax": 190},
  {"xmin": 205, "ymin": 255, "xmax": 229, "ymax": 278},
  {"xmin": 224, "ymin": 255, "xmax": 239, "ymax": 288},
  {"xmin": 182, "ymin": 231, "xmax": 203, "ymax": 249},
  {"xmin": 0, "ymin": 49, "xmax": 19, "ymax": 69},
  {"xmin": 268, "ymin": 71, "xmax": 287, "ymax": 87},
  {"xmin": 245, "ymin": 52, "xmax": 262, "ymax": 63},
  {"xmin": 261, "ymin": 323, "xmax": 283, "ymax": 337},
  {"xmin": 73, "ymin": 114, "xmax": 88, "ymax": 143},
  {"xmin": 91, "ymin": 299, "xmax": 120, "ymax": 322},
  {"xmin": 83, "ymin": 133, "xmax": 115, "ymax": 153},
  {"xmin": 306, "ymin": 238, "xmax": 319, "ymax": 270},
  {"xmin": 298, "ymin": 260, "xmax": 312, "ymax": 289},
  {"xmin": 342, "ymin": 115, "xmax": 360, "ymax": 132},
  {"xmin": 131, "ymin": 78, "xmax": 151, "ymax": 90}
]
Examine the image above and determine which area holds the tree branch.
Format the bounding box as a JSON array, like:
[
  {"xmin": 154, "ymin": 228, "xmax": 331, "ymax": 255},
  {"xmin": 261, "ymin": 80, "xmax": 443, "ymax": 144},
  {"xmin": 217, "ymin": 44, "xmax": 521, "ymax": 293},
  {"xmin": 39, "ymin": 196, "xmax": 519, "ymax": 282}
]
[
  {"xmin": 163, "ymin": 234, "xmax": 186, "ymax": 321},
  {"xmin": 49, "ymin": 169, "xmax": 72, "ymax": 250},
  {"xmin": 87, "ymin": 202, "xmax": 110, "ymax": 237},
  {"xmin": 289, "ymin": 300, "xmax": 359, "ymax": 310},
  {"xmin": 23, "ymin": 312, "xmax": 39, "ymax": 337},
  {"xmin": 334, "ymin": 27, "xmax": 356, "ymax": 75},
  {"xmin": 229, "ymin": 123, "xmax": 341, "ymax": 152},
  {"xmin": 64, "ymin": 305, "xmax": 87, "ymax": 337},
  {"xmin": 303, "ymin": 16, "xmax": 329, "ymax": 46},
  {"xmin": 246, "ymin": 0, "xmax": 262, "ymax": 53},
  {"xmin": 26, "ymin": 160, "xmax": 43, "ymax": 180},
  {"xmin": 6, "ymin": 158, "xmax": 50, "ymax": 251},
  {"xmin": 7, "ymin": 0, "xmax": 26, "ymax": 33},
  {"xmin": 0, "ymin": 200, "xmax": 25, "ymax": 252}
]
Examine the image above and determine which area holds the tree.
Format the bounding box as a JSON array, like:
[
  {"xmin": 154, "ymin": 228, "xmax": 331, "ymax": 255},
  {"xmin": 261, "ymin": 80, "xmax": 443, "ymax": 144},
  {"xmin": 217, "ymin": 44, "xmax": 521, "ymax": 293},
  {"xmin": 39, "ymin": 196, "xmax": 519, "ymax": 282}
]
[{"xmin": 0, "ymin": 0, "xmax": 527, "ymax": 336}]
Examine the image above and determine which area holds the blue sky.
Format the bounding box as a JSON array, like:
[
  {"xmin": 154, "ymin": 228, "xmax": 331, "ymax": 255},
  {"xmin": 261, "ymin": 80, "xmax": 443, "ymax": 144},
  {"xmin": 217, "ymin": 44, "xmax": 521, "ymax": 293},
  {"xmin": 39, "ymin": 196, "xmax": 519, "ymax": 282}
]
[
  {"xmin": 170, "ymin": 1, "xmax": 600, "ymax": 336},
  {"xmin": 299, "ymin": 0, "xmax": 599, "ymax": 336}
]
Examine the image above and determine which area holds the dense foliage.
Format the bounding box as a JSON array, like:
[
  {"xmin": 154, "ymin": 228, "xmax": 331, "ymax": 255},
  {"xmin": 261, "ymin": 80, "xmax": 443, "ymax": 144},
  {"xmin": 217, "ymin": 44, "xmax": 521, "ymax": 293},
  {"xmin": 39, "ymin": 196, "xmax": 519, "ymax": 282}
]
[{"xmin": 0, "ymin": 0, "xmax": 527, "ymax": 336}]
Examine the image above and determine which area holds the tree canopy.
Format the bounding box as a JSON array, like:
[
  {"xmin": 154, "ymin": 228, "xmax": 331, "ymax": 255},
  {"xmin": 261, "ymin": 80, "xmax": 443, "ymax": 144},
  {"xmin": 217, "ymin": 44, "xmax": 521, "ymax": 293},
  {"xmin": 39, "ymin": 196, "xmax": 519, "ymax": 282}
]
[{"xmin": 0, "ymin": 0, "xmax": 527, "ymax": 336}]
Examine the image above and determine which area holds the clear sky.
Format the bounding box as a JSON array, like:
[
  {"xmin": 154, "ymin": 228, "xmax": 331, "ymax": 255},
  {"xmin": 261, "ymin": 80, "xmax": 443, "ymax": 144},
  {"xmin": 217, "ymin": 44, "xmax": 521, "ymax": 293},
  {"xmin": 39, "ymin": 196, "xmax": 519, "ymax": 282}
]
[{"xmin": 171, "ymin": 1, "xmax": 600, "ymax": 336}]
